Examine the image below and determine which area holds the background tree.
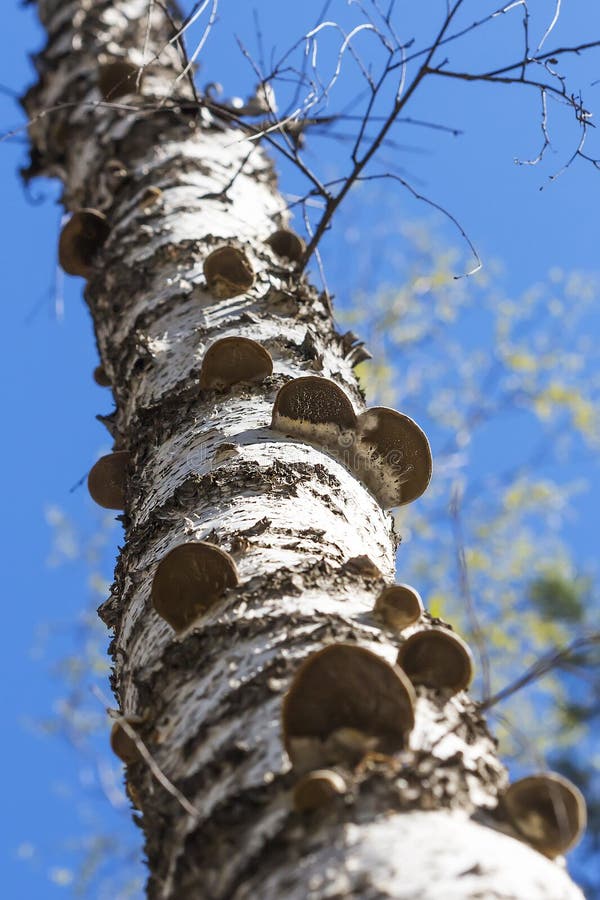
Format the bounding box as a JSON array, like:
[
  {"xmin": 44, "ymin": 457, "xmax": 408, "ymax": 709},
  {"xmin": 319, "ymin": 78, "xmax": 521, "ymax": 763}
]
[{"xmin": 2, "ymin": 0, "xmax": 596, "ymax": 896}]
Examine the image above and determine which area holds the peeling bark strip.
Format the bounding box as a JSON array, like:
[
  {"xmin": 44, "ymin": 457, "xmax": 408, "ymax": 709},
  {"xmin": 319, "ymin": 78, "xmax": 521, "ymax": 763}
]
[{"xmin": 24, "ymin": 2, "xmax": 585, "ymax": 898}]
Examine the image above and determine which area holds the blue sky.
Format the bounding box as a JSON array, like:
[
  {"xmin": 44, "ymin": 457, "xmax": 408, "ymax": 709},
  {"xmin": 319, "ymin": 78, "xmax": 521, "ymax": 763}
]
[{"xmin": 1, "ymin": 2, "xmax": 599, "ymax": 897}]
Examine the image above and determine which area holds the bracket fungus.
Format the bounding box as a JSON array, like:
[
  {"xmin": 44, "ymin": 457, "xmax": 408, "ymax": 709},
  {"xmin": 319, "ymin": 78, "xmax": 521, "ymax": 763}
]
[
  {"xmin": 282, "ymin": 643, "xmax": 415, "ymax": 771},
  {"xmin": 503, "ymin": 772, "xmax": 586, "ymax": 858},
  {"xmin": 93, "ymin": 365, "xmax": 111, "ymax": 387},
  {"xmin": 98, "ymin": 59, "xmax": 140, "ymax": 100},
  {"xmin": 272, "ymin": 376, "xmax": 357, "ymax": 451},
  {"xmin": 203, "ymin": 246, "xmax": 254, "ymax": 299},
  {"xmin": 110, "ymin": 715, "xmax": 145, "ymax": 765},
  {"xmin": 199, "ymin": 337, "xmax": 273, "ymax": 390},
  {"xmin": 354, "ymin": 407, "xmax": 432, "ymax": 508},
  {"xmin": 151, "ymin": 541, "xmax": 239, "ymax": 632},
  {"xmin": 396, "ymin": 628, "xmax": 473, "ymax": 695},
  {"xmin": 293, "ymin": 769, "xmax": 347, "ymax": 813},
  {"xmin": 58, "ymin": 209, "xmax": 110, "ymax": 278},
  {"xmin": 374, "ymin": 583, "xmax": 423, "ymax": 631},
  {"xmin": 87, "ymin": 450, "xmax": 130, "ymax": 510},
  {"xmin": 265, "ymin": 228, "xmax": 305, "ymax": 263}
]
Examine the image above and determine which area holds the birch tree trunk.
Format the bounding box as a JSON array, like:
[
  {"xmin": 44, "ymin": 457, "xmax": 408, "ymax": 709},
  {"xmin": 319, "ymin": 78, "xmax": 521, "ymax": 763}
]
[{"xmin": 24, "ymin": 2, "xmax": 585, "ymax": 897}]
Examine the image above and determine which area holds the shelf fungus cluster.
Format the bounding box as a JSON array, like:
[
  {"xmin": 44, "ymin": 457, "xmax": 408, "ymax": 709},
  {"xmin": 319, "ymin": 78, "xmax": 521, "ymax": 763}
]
[
  {"xmin": 110, "ymin": 715, "xmax": 145, "ymax": 766},
  {"xmin": 374, "ymin": 583, "xmax": 423, "ymax": 631},
  {"xmin": 87, "ymin": 450, "xmax": 130, "ymax": 510},
  {"xmin": 203, "ymin": 245, "xmax": 255, "ymax": 299},
  {"xmin": 199, "ymin": 337, "xmax": 273, "ymax": 390},
  {"xmin": 93, "ymin": 365, "xmax": 111, "ymax": 388},
  {"xmin": 272, "ymin": 376, "xmax": 357, "ymax": 452},
  {"xmin": 271, "ymin": 376, "xmax": 432, "ymax": 508},
  {"xmin": 265, "ymin": 228, "xmax": 305, "ymax": 263},
  {"xmin": 61, "ymin": 194, "xmax": 586, "ymax": 863},
  {"xmin": 396, "ymin": 628, "xmax": 474, "ymax": 695},
  {"xmin": 502, "ymin": 772, "xmax": 587, "ymax": 858},
  {"xmin": 151, "ymin": 541, "xmax": 238, "ymax": 632},
  {"xmin": 293, "ymin": 769, "xmax": 347, "ymax": 813},
  {"xmin": 282, "ymin": 644, "xmax": 415, "ymax": 777},
  {"xmin": 58, "ymin": 209, "xmax": 110, "ymax": 279},
  {"xmin": 98, "ymin": 59, "xmax": 140, "ymax": 101}
]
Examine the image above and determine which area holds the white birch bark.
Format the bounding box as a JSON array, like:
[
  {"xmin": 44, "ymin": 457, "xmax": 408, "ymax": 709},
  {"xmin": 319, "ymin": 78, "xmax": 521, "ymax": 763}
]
[{"xmin": 24, "ymin": 1, "xmax": 584, "ymax": 897}]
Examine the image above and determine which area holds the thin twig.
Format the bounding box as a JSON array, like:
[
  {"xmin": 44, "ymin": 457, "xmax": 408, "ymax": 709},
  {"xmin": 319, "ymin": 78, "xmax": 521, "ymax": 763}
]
[
  {"xmin": 449, "ymin": 484, "xmax": 492, "ymax": 701},
  {"xmin": 481, "ymin": 632, "xmax": 600, "ymax": 710},
  {"xmin": 91, "ymin": 686, "xmax": 201, "ymax": 820}
]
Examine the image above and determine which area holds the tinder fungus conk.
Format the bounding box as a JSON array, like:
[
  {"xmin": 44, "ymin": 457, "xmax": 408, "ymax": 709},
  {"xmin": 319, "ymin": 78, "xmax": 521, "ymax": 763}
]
[
  {"xmin": 265, "ymin": 228, "xmax": 305, "ymax": 263},
  {"xmin": 110, "ymin": 716, "xmax": 145, "ymax": 765},
  {"xmin": 396, "ymin": 629, "xmax": 473, "ymax": 695},
  {"xmin": 355, "ymin": 407, "xmax": 432, "ymax": 508},
  {"xmin": 374, "ymin": 583, "xmax": 423, "ymax": 631},
  {"xmin": 98, "ymin": 60, "xmax": 140, "ymax": 100},
  {"xmin": 272, "ymin": 376, "xmax": 357, "ymax": 451},
  {"xmin": 293, "ymin": 769, "xmax": 347, "ymax": 812},
  {"xmin": 282, "ymin": 643, "xmax": 415, "ymax": 770},
  {"xmin": 203, "ymin": 246, "xmax": 254, "ymax": 299},
  {"xmin": 87, "ymin": 450, "xmax": 130, "ymax": 510},
  {"xmin": 199, "ymin": 337, "xmax": 273, "ymax": 390},
  {"xmin": 503, "ymin": 773, "xmax": 587, "ymax": 858},
  {"xmin": 93, "ymin": 365, "xmax": 111, "ymax": 387},
  {"xmin": 151, "ymin": 541, "xmax": 239, "ymax": 632},
  {"xmin": 58, "ymin": 209, "xmax": 110, "ymax": 278}
]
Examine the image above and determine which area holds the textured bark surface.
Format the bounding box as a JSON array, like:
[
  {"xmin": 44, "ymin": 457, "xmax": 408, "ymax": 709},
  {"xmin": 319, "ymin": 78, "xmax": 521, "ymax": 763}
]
[{"xmin": 25, "ymin": 2, "xmax": 584, "ymax": 897}]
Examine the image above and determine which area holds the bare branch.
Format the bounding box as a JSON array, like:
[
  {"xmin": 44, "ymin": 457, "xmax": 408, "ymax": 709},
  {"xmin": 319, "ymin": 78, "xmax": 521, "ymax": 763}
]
[{"xmin": 481, "ymin": 632, "xmax": 600, "ymax": 711}]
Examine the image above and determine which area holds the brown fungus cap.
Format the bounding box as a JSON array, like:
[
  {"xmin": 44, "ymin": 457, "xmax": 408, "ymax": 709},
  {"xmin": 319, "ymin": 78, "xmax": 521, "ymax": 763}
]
[
  {"xmin": 87, "ymin": 451, "xmax": 130, "ymax": 510},
  {"xmin": 151, "ymin": 541, "xmax": 238, "ymax": 632},
  {"xmin": 272, "ymin": 376, "xmax": 357, "ymax": 450},
  {"xmin": 110, "ymin": 716, "xmax": 145, "ymax": 766},
  {"xmin": 396, "ymin": 628, "xmax": 473, "ymax": 695},
  {"xmin": 375, "ymin": 583, "xmax": 423, "ymax": 631},
  {"xmin": 265, "ymin": 228, "xmax": 305, "ymax": 263},
  {"xmin": 203, "ymin": 246, "xmax": 254, "ymax": 299},
  {"xmin": 93, "ymin": 365, "xmax": 111, "ymax": 387},
  {"xmin": 355, "ymin": 407, "xmax": 432, "ymax": 508},
  {"xmin": 199, "ymin": 337, "xmax": 273, "ymax": 390},
  {"xmin": 58, "ymin": 209, "xmax": 110, "ymax": 279},
  {"xmin": 282, "ymin": 643, "xmax": 415, "ymax": 768},
  {"xmin": 98, "ymin": 60, "xmax": 140, "ymax": 100},
  {"xmin": 293, "ymin": 769, "xmax": 347, "ymax": 813},
  {"xmin": 503, "ymin": 772, "xmax": 587, "ymax": 858}
]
